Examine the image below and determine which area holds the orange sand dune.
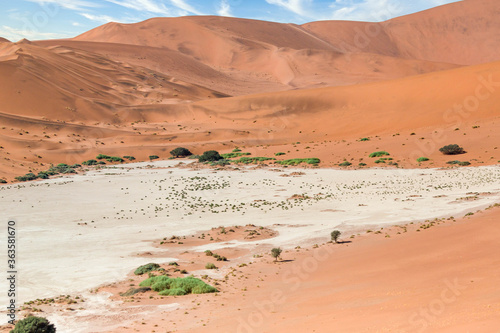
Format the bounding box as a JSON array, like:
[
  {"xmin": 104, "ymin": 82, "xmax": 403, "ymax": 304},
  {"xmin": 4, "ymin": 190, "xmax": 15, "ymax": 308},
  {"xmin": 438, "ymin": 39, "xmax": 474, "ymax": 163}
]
[{"xmin": 303, "ymin": 0, "xmax": 500, "ymax": 66}]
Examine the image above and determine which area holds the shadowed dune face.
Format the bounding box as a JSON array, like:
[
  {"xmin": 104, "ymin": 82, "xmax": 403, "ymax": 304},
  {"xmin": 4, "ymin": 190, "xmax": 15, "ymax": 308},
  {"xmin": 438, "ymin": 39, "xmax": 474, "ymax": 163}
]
[{"xmin": 1, "ymin": 0, "xmax": 500, "ymax": 180}]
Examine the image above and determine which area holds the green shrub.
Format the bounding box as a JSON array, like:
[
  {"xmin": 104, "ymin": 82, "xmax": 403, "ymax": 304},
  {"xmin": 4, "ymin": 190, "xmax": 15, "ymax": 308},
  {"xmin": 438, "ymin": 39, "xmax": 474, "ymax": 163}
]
[
  {"xmin": 358, "ymin": 163, "xmax": 367, "ymax": 167},
  {"xmin": 331, "ymin": 230, "xmax": 341, "ymax": 243},
  {"xmin": 205, "ymin": 263, "xmax": 217, "ymax": 269},
  {"xmin": 149, "ymin": 155, "xmax": 159, "ymax": 161},
  {"xmin": 275, "ymin": 158, "xmax": 320, "ymax": 166},
  {"xmin": 123, "ymin": 156, "xmax": 136, "ymax": 161},
  {"xmin": 9, "ymin": 316, "xmax": 56, "ymax": 333},
  {"xmin": 204, "ymin": 250, "xmax": 213, "ymax": 256},
  {"xmin": 369, "ymin": 151, "xmax": 390, "ymax": 158},
  {"xmin": 211, "ymin": 159, "xmax": 231, "ymax": 166},
  {"xmin": 221, "ymin": 152, "xmax": 251, "ymax": 159},
  {"xmin": 15, "ymin": 173, "xmax": 37, "ymax": 182},
  {"xmin": 170, "ymin": 147, "xmax": 193, "ymax": 158},
  {"xmin": 134, "ymin": 263, "xmax": 160, "ymax": 275},
  {"xmin": 96, "ymin": 154, "xmax": 109, "ymax": 160},
  {"xmin": 106, "ymin": 156, "xmax": 124, "ymax": 163},
  {"xmin": 159, "ymin": 288, "xmax": 187, "ymax": 296},
  {"xmin": 232, "ymin": 148, "xmax": 242, "ymax": 152},
  {"xmin": 232, "ymin": 157, "xmax": 275, "ymax": 164},
  {"xmin": 0, "ymin": 179, "xmax": 6, "ymax": 184},
  {"xmin": 82, "ymin": 159, "xmax": 98, "ymax": 166},
  {"xmin": 37, "ymin": 171, "xmax": 50, "ymax": 179},
  {"xmin": 447, "ymin": 160, "xmax": 471, "ymax": 166},
  {"xmin": 198, "ymin": 151, "xmax": 223, "ymax": 162},
  {"xmin": 417, "ymin": 157, "xmax": 430, "ymax": 162},
  {"xmin": 439, "ymin": 144, "xmax": 465, "ymax": 155},
  {"xmin": 339, "ymin": 161, "xmax": 352, "ymax": 167},
  {"xmin": 275, "ymin": 152, "xmax": 286, "ymax": 156},
  {"xmin": 271, "ymin": 247, "xmax": 282, "ymax": 262},
  {"xmin": 359, "ymin": 138, "xmax": 370, "ymax": 141},
  {"xmin": 140, "ymin": 276, "xmax": 217, "ymax": 296},
  {"xmin": 120, "ymin": 287, "xmax": 151, "ymax": 296}
]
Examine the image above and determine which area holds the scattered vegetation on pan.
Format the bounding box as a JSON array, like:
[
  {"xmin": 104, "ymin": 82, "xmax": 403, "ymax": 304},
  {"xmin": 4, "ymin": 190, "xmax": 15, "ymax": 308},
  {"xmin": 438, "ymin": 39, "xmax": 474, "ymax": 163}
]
[
  {"xmin": 369, "ymin": 151, "xmax": 390, "ymax": 158},
  {"xmin": 271, "ymin": 247, "xmax": 282, "ymax": 262},
  {"xmin": 447, "ymin": 160, "xmax": 471, "ymax": 166},
  {"xmin": 204, "ymin": 250, "xmax": 228, "ymax": 261},
  {"xmin": 9, "ymin": 316, "xmax": 56, "ymax": 333},
  {"xmin": 417, "ymin": 157, "xmax": 430, "ymax": 162},
  {"xmin": 134, "ymin": 263, "xmax": 161, "ymax": 275},
  {"xmin": 439, "ymin": 144, "xmax": 465, "ymax": 155},
  {"xmin": 0, "ymin": 179, "xmax": 7, "ymax": 184},
  {"xmin": 15, "ymin": 163, "xmax": 80, "ymax": 182},
  {"xmin": 170, "ymin": 147, "xmax": 193, "ymax": 158},
  {"xmin": 198, "ymin": 150, "xmax": 223, "ymax": 162},
  {"xmin": 275, "ymin": 158, "xmax": 320, "ymax": 166},
  {"xmin": 139, "ymin": 275, "xmax": 217, "ymax": 295}
]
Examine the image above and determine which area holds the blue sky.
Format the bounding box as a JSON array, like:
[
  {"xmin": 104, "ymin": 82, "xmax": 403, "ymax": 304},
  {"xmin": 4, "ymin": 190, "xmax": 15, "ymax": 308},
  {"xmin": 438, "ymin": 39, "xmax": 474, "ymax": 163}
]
[{"xmin": 0, "ymin": 0, "xmax": 460, "ymax": 41}]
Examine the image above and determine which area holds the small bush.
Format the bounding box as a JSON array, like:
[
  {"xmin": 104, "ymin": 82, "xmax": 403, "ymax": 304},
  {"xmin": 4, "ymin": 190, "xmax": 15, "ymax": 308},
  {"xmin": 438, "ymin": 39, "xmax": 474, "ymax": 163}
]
[
  {"xmin": 439, "ymin": 144, "xmax": 465, "ymax": 155},
  {"xmin": 205, "ymin": 263, "xmax": 217, "ymax": 269},
  {"xmin": 96, "ymin": 154, "xmax": 109, "ymax": 160},
  {"xmin": 275, "ymin": 158, "xmax": 320, "ymax": 166},
  {"xmin": 232, "ymin": 157, "xmax": 275, "ymax": 164},
  {"xmin": 369, "ymin": 151, "xmax": 390, "ymax": 158},
  {"xmin": 221, "ymin": 152, "xmax": 251, "ymax": 159},
  {"xmin": 140, "ymin": 276, "xmax": 218, "ymax": 296},
  {"xmin": 417, "ymin": 157, "xmax": 430, "ymax": 162},
  {"xmin": 149, "ymin": 155, "xmax": 159, "ymax": 161},
  {"xmin": 339, "ymin": 161, "xmax": 352, "ymax": 167},
  {"xmin": 271, "ymin": 247, "xmax": 282, "ymax": 262},
  {"xmin": 198, "ymin": 151, "xmax": 223, "ymax": 162},
  {"xmin": 447, "ymin": 160, "xmax": 471, "ymax": 166},
  {"xmin": 159, "ymin": 288, "xmax": 187, "ymax": 296},
  {"xmin": 232, "ymin": 148, "xmax": 242, "ymax": 152},
  {"xmin": 358, "ymin": 163, "xmax": 367, "ymax": 167},
  {"xmin": 204, "ymin": 250, "xmax": 213, "ymax": 256},
  {"xmin": 123, "ymin": 155, "xmax": 136, "ymax": 161},
  {"xmin": 134, "ymin": 263, "xmax": 160, "ymax": 275},
  {"xmin": 0, "ymin": 179, "xmax": 6, "ymax": 184},
  {"xmin": 37, "ymin": 171, "xmax": 50, "ymax": 179},
  {"xmin": 331, "ymin": 230, "xmax": 341, "ymax": 243},
  {"xmin": 10, "ymin": 316, "xmax": 56, "ymax": 333},
  {"xmin": 359, "ymin": 138, "xmax": 370, "ymax": 141},
  {"xmin": 120, "ymin": 287, "xmax": 151, "ymax": 296},
  {"xmin": 275, "ymin": 152, "xmax": 286, "ymax": 156},
  {"xmin": 15, "ymin": 173, "xmax": 37, "ymax": 182},
  {"xmin": 170, "ymin": 147, "xmax": 193, "ymax": 158},
  {"xmin": 106, "ymin": 156, "xmax": 124, "ymax": 163},
  {"xmin": 82, "ymin": 159, "xmax": 98, "ymax": 166}
]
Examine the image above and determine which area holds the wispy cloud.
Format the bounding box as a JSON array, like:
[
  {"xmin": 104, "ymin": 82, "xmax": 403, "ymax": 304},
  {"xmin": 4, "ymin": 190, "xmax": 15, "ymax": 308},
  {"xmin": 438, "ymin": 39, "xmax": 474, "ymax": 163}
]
[
  {"xmin": 328, "ymin": 0, "xmax": 403, "ymax": 21},
  {"xmin": 0, "ymin": 25, "xmax": 69, "ymax": 41},
  {"xmin": 23, "ymin": 0, "xmax": 98, "ymax": 11},
  {"xmin": 265, "ymin": 0, "xmax": 312, "ymax": 17},
  {"xmin": 217, "ymin": 0, "xmax": 232, "ymax": 17},
  {"xmin": 105, "ymin": 0, "xmax": 171, "ymax": 15},
  {"xmin": 170, "ymin": 0, "xmax": 204, "ymax": 15}
]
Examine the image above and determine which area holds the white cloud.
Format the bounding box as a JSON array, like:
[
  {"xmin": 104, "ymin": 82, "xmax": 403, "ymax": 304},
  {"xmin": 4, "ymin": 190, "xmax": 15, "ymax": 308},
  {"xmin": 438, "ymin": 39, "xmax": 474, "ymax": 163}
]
[
  {"xmin": 327, "ymin": 0, "xmax": 460, "ymax": 22},
  {"xmin": 217, "ymin": 0, "xmax": 232, "ymax": 17},
  {"xmin": 23, "ymin": 0, "xmax": 98, "ymax": 11},
  {"xmin": 170, "ymin": 0, "xmax": 204, "ymax": 15},
  {"xmin": 265, "ymin": 0, "xmax": 312, "ymax": 17},
  {"xmin": 80, "ymin": 12, "xmax": 139, "ymax": 23},
  {"xmin": 105, "ymin": 0, "xmax": 171, "ymax": 15},
  {"xmin": 0, "ymin": 25, "xmax": 69, "ymax": 41}
]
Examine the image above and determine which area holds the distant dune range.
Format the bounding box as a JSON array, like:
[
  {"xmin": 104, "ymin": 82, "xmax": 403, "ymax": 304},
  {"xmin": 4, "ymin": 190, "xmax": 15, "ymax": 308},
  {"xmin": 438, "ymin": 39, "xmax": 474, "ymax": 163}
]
[{"xmin": 1, "ymin": 0, "xmax": 499, "ymax": 179}]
